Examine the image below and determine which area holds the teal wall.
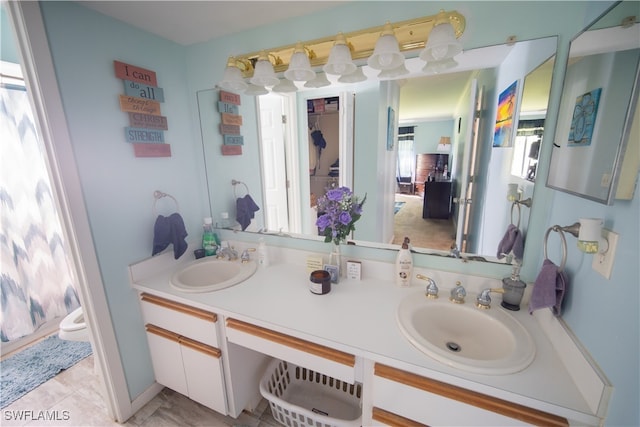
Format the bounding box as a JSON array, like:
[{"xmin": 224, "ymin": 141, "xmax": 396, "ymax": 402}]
[{"xmin": 29, "ymin": 1, "xmax": 638, "ymax": 425}]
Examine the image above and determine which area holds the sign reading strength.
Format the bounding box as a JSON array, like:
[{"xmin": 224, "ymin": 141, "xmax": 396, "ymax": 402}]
[{"xmin": 125, "ymin": 127, "xmax": 165, "ymax": 143}]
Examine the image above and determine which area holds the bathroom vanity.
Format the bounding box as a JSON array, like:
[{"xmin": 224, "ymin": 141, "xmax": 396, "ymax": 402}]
[{"xmin": 129, "ymin": 243, "xmax": 610, "ymax": 426}]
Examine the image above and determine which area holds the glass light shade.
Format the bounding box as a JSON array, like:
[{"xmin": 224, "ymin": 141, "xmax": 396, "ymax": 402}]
[
  {"xmin": 338, "ymin": 67, "xmax": 367, "ymax": 83},
  {"xmin": 367, "ymin": 22, "xmax": 404, "ymax": 70},
  {"xmin": 304, "ymin": 72, "xmax": 331, "ymax": 88},
  {"xmin": 323, "ymin": 33, "xmax": 356, "ymax": 76},
  {"xmin": 244, "ymin": 83, "xmax": 269, "ymax": 96},
  {"xmin": 419, "ymin": 22, "xmax": 462, "ymax": 62},
  {"xmin": 272, "ymin": 78, "xmax": 298, "ymax": 93},
  {"xmin": 219, "ymin": 64, "xmax": 248, "ymax": 92},
  {"xmin": 377, "ymin": 63, "xmax": 409, "ymax": 79},
  {"xmin": 250, "ymin": 52, "xmax": 279, "ymax": 87},
  {"xmin": 284, "ymin": 42, "xmax": 316, "ymax": 82},
  {"xmin": 422, "ymin": 57, "xmax": 458, "ymax": 74}
]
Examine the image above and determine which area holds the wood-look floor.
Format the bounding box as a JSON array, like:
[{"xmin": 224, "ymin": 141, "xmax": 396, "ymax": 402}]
[{"xmin": 1, "ymin": 355, "xmax": 280, "ymax": 427}]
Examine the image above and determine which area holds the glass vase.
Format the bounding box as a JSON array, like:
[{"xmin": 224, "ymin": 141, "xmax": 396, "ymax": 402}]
[{"xmin": 329, "ymin": 242, "xmax": 342, "ymax": 280}]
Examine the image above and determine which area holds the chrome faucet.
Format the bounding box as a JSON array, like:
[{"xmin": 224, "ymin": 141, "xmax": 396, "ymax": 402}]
[
  {"xmin": 449, "ymin": 281, "xmax": 466, "ymax": 304},
  {"xmin": 449, "ymin": 243, "xmax": 461, "ymax": 259},
  {"xmin": 476, "ymin": 288, "xmax": 505, "ymax": 309},
  {"xmin": 240, "ymin": 248, "xmax": 255, "ymax": 263},
  {"xmin": 417, "ymin": 274, "xmax": 438, "ymax": 299},
  {"xmin": 216, "ymin": 242, "xmax": 238, "ymax": 260}
]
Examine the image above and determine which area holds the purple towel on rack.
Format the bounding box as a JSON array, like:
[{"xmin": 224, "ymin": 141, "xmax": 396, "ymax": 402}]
[
  {"xmin": 236, "ymin": 195, "xmax": 260, "ymax": 231},
  {"xmin": 152, "ymin": 213, "xmax": 188, "ymax": 259},
  {"xmin": 497, "ymin": 224, "xmax": 524, "ymax": 260},
  {"xmin": 529, "ymin": 259, "xmax": 568, "ymax": 316}
]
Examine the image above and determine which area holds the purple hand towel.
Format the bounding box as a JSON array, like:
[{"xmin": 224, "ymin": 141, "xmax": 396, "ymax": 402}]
[
  {"xmin": 529, "ymin": 259, "xmax": 569, "ymax": 316},
  {"xmin": 152, "ymin": 213, "xmax": 188, "ymax": 259},
  {"xmin": 497, "ymin": 224, "xmax": 524, "ymax": 259}
]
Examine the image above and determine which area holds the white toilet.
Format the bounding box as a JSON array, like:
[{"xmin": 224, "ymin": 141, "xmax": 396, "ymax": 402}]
[{"xmin": 59, "ymin": 307, "xmax": 90, "ymax": 342}]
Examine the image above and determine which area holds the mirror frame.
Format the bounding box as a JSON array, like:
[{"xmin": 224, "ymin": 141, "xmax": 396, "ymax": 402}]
[{"xmin": 546, "ymin": 2, "xmax": 640, "ymax": 205}]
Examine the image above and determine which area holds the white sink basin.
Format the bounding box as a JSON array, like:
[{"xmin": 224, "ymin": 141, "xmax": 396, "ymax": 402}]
[
  {"xmin": 170, "ymin": 258, "xmax": 257, "ymax": 293},
  {"xmin": 396, "ymin": 292, "xmax": 535, "ymax": 375}
]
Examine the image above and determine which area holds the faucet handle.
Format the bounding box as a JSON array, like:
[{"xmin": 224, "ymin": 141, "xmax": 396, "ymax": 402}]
[
  {"xmin": 241, "ymin": 248, "xmax": 256, "ymax": 263},
  {"xmin": 476, "ymin": 288, "xmax": 505, "ymax": 309},
  {"xmin": 449, "ymin": 281, "xmax": 466, "ymax": 304},
  {"xmin": 417, "ymin": 274, "xmax": 438, "ymax": 299}
]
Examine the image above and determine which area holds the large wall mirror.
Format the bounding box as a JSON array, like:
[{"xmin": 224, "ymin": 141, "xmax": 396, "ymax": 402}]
[
  {"xmin": 201, "ymin": 36, "xmax": 558, "ymax": 264},
  {"xmin": 547, "ymin": 1, "xmax": 639, "ymax": 204}
]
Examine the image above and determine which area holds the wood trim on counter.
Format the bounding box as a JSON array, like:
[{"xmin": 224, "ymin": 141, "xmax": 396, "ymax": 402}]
[
  {"xmin": 226, "ymin": 318, "xmax": 355, "ymax": 367},
  {"xmin": 374, "ymin": 364, "xmax": 569, "ymax": 427},
  {"xmin": 372, "ymin": 407, "xmax": 428, "ymax": 427},
  {"xmin": 179, "ymin": 336, "xmax": 222, "ymax": 358},
  {"xmin": 140, "ymin": 292, "xmax": 217, "ymax": 322},
  {"xmin": 145, "ymin": 324, "xmax": 180, "ymax": 343}
]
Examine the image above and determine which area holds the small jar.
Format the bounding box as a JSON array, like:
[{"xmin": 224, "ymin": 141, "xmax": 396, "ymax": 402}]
[{"xmin": 309, "ymin": 270, "xmax": 331, "ymax": 295}]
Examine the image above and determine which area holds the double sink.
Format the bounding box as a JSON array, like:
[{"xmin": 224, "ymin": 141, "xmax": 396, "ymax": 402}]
[{"xmin": 169, "ymin": 258, "xmax": 535, "ymax": 375}]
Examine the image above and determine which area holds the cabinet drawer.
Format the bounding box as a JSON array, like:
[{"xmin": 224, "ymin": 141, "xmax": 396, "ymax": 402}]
[
  {"xmin": 226, "ymin": 318, "xmax": 357, "ymax": 383},
  {"xmin": 140, "ymin": 293, "xmax": 218, "ymax": 347},
  {"xmin": 373, "ymin": 364, "xmax": 568, "ymax": 427}
]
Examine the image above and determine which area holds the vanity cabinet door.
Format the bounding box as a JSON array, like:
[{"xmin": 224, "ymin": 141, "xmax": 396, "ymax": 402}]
[
  {"xmin": 372, "ymin": 364, "xmax": 568, "ymax": 427},
  {"xmin": 180, "ymin": 336, "xmax": 226, "ymax": 414},
  {"xmin": 145, "ymin": 325, "xmax": 189, "ymax": 396},
  {"xmin": 226, "ymin": 318, "xmax": 357, "ymax": 383}
]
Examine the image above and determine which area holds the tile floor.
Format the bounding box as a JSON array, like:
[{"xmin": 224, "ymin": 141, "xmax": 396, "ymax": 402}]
[{"xmin": 1, "ymin": 355, "xmax": 280, "ymax": 427}]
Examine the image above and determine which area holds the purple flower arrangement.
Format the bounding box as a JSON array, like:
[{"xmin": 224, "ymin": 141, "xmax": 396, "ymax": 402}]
[{"xmin": 316, "ymin": 186, "xmax": 366, "ymax": 245}]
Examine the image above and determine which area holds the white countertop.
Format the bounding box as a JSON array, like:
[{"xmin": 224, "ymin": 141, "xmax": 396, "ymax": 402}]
[{"xmin": 129, "ymin": 244, "xmax": 602, "ymax": 425}]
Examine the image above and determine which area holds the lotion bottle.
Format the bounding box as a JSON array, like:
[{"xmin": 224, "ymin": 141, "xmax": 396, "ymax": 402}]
[
  {"xmin": 257, "ymin": 238, "xmax": 269, "ymax": 268},
  {"xmin": 395, "ymin": 237, "xmax": 413, "ymax": 287}
]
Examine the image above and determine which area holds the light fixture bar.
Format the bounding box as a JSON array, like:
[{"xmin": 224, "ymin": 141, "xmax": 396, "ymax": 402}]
[{"xmin": 231, "ymin": 10, "xmax": 465, "ymax": 78}]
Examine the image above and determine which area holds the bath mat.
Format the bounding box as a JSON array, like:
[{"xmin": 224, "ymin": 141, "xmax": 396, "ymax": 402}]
[
  {"xmin": 1, "ymin": 334, "xmax": 92, "ymax": 408},
  {"xmin": 394, "ymin": 201, "xmax": 406, "ymax": 214}
]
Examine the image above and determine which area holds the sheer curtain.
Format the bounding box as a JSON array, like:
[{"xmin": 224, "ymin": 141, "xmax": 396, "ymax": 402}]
[
  {"xmin": 1, "ymin": 69, "xmax": 80, "ymax": 343},
  {"xmin": 397, "ymin": 126, "xmax": 415, "ymax": 180}
]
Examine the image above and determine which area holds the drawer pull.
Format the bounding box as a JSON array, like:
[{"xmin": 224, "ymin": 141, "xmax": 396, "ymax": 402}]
[
  {"xmin": 372, "ymin": 407, "xmax": 426, "ymax": 427},
  {"xmin": 227, "ymin": 318, "xmax": 355, "ymax": 367},
  {"xmin": 145, "ymin": 324, "xmax": 180, "ymax": 343},
  {"xmin": 374, "ymin": 364, "xmax": 568, "ymax": 427},
  {"xmin": 179, "ymin": 336, "xmax": 221, "ymax": 358},
  {"xmin": 141, "ymin": 292, "xmax": 217, "ymax": 322}
]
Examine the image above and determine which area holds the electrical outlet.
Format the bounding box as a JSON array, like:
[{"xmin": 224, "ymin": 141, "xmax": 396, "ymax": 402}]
[{"xmin": 592, "ymin": 229, "xmax": 618, "ymax": 279}]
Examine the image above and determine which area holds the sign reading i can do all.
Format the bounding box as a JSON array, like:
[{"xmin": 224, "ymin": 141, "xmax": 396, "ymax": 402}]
[
  {"xmin": 218, "ymin": 90, "xmax": 243, "ymax": 156},
  {"xmin": 114, "ymin": 60, "xmax": 171, "ymax": 157}
]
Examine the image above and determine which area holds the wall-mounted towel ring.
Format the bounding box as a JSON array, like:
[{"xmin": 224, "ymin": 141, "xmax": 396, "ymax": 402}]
[
  {"xmin": 543, "ymin": 225, "xmax": 567, "ymax": 272},
  {"xmin": 232, "ymin": 179, "xmax": 249, "ymax": 199},
  {"xmin": 510, "ymin": 202, "xmax": 521, "ymax": 228},
  {"xmin": 153, "ymin": 190, "xmax": 180, "ymax": 217}
]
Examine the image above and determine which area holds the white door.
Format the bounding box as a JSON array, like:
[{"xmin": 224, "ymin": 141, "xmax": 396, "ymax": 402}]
[
  {"xmin": 258, "ymin": 94, "xmax": 290, "ymax": 232},
  {"xmin": 455, "ymin": 81, "xmax": 482, "ymax": 253}
]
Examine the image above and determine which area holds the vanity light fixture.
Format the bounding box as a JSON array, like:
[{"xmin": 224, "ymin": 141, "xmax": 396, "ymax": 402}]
[
  {"xmin": 423, "ymin": 57, "xmax": 458, "ymax": 75},
  {"xmin": 250, "ymin": 51, "xmax": 280, "ymax": 87},
  {"xmin": 367, "ymin": 21, "xmax": 405, "ymax": 71},
  {"xmin": 221, "ymin": 10, "xmax": 465, "ymax": 94},
  {"xmin": 244, "ymin": 83, "xmax": 269, "ymax": 96},
  {"xmin": 323, "ymin": 33, "xmax": 357, "ymax": 76},
  {"xmin": 419, "ymin": 10, "xmax": 463, "ymax": 63},
  {"xmin": 377, "ymin": 62, "xmax": 410, "ymax": 79},
  {"xmin": 284, "ymin": 42, "xmax": 316, "ymax": 82}
]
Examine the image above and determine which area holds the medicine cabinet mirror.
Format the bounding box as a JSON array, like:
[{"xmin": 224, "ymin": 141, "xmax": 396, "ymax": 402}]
[
  {"xmin": 547, "ymin": 1, "xmax": 639, "ymax": 204},
  {"xmin": 201, "ymin": 36, "xmax": 558, "ymax": 264}
]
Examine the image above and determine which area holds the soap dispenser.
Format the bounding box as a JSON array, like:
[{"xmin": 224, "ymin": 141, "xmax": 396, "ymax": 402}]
[
  {"xmin": 257, "ymin": 238, "xmax": 269, "ymax": 268},
  {"xmin": 501, "ymin": 264, "xmax": 526, "ymax": 311},
  {"xmin": 395, "ymin": 237, "xmax": 413, "ymax": 287}
]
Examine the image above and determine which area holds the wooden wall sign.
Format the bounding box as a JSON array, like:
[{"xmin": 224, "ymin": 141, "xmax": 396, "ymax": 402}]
[
  {"xmin": 218, "ymin": 90, "xmax": 244, "ymax": 156},
  {"xmin": 115, "ymin": 60, "xmax": 170, "ymax": 157}
]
